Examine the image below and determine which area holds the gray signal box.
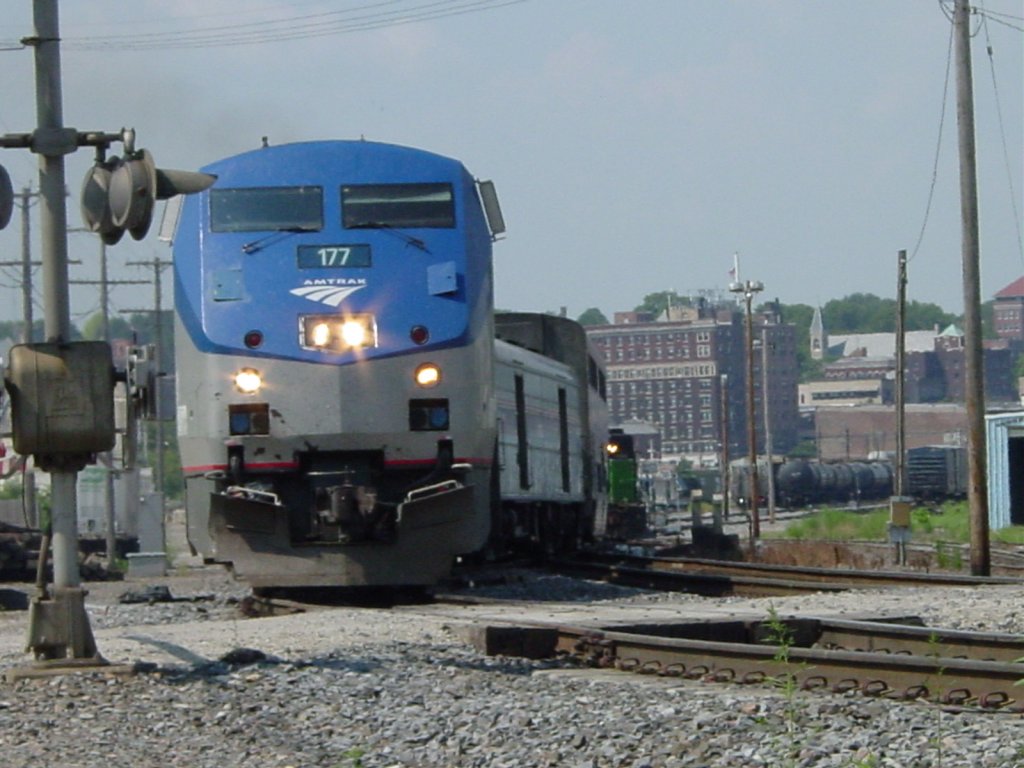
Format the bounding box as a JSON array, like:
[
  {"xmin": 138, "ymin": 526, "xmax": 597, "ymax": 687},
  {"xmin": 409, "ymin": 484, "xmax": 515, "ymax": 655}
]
[{"xmin": 6, "ymin": 342, "xmax": 115, "ymax": 465}]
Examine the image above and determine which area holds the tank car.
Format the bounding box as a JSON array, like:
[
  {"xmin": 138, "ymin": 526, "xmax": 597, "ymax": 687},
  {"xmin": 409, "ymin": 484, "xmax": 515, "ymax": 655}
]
[
  {"xmin": 773, "ymin": 459, "xmax": 894, "ymax": 507},
  {"xmin": 171, "ymin": 140, "xmax": 606, "ymax": 590}
]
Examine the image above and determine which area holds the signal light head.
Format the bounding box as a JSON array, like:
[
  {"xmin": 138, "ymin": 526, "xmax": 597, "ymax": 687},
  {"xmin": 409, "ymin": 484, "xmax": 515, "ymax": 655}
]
[
  {"xmin": 109, "ymin": 149, "xmax": 156, "ymax": 239},
  {"xmin": 80, "ymin": 147, "xmax": 216, "ymax": 245}
]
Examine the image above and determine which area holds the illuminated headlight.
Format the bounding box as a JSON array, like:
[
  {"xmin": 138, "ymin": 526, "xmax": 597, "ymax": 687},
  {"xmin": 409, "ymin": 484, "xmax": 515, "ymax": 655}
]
[
  {"xmin": 301, "ymin": 314, "xmax": 377, "ymax": 352},
  {"xmin": 234, "ymin": 368, "xmax": 263, "ymax": 394},
  {"xmin": 340, "ymin": 319, "xmax": 368, "ymax": 347},
  {"xmin": 415, "ymin": 363, "xmax": 441, "ymax": 388},
  {"xmin": 607, "ymin": 443, "xmax": 620, "ymax": 456}
]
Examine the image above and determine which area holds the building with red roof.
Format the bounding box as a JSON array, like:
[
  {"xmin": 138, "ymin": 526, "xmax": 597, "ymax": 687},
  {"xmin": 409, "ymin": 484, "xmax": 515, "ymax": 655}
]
[{"xmin": 993, "ymin": 276, "xmax": 1024, "ymax": 344}]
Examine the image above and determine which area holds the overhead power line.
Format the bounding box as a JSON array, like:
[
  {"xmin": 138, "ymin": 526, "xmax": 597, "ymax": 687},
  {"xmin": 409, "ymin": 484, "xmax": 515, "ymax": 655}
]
[{"xmin": 58, "ymin": 0, "xmax": 527, "ymax": 51}]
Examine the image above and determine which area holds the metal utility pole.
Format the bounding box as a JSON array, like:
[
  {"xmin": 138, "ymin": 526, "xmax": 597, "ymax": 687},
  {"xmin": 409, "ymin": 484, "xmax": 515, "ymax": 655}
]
[
  {"xmin": 28, "ymin": 0, "xmax": 98, "ymax": 660},
  {"xmin": 953, "ymin": 0, "xmax": 990, "ymax": 576},
  {"xmin": 0, "ymin": 0, "xmax": 212, "ymax": 670}
]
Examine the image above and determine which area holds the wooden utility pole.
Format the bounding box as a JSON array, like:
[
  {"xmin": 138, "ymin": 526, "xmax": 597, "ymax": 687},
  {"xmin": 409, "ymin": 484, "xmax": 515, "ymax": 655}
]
[
  {"xmin": 895, "ymin": 250, "xmax": 907, "ymax": 497},
  {"xmin": 953, "ymin": 0, "xmax": 990, "ymax": 576},
  {"xmin": 719, "ymin": 374, "xmax": 730, "ymax": 520}
]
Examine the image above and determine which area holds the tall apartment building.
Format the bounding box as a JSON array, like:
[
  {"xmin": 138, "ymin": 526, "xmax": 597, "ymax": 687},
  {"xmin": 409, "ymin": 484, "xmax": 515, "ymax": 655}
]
[{"xmin": 585, "ymin": 301, "xmax": 799, "ymax": 463}]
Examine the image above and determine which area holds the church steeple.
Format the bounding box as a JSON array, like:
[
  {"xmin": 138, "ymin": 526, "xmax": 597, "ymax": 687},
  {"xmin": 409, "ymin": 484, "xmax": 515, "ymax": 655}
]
[{"xmin": 810, "ymin": 306, "xmax": 824, "ymax": 361}]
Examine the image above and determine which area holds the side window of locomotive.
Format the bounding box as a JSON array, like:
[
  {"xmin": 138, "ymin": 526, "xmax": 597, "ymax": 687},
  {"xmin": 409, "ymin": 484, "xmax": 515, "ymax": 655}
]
[
  {"xmin": 210, "ymin": 186, "xmax": 324, "ymax": 232},
  {"xmin": 341, "ymin": 183, "xmax": 455, "ymax": 229}
]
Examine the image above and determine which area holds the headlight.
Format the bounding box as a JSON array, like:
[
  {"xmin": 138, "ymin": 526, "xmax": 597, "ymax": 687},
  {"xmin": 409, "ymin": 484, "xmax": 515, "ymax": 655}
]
[
  {"xmin": 301, "ymin": 313, "xmax": 377, "ymax": 352},
  {"xmin": 340, "ymin": 319, "xmax": 368, "ymax": 347},
  {"xmin": 415, "ymin": 363, "xmax": 441, "ymax": 388},
  {"xmin": 234, "ymin": 368, "xmax": 262, "ymax": 394}
]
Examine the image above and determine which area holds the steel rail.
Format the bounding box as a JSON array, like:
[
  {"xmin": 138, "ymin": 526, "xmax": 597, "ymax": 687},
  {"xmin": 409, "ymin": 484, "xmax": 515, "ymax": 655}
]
[
  {"xmin": 811, "ymin": 617, "xmax": 1024, "ymax": 664},
  {"xmin": 555, "ymin": 624, "xmax": 1024, "ymax": 712},
  {"xmin": 552, "ymin": 558, "xmax": 851, "ymax": 596},
  {"xmin": 566, "ymin": 551, "xmax": 1022, "ymax": 594}
]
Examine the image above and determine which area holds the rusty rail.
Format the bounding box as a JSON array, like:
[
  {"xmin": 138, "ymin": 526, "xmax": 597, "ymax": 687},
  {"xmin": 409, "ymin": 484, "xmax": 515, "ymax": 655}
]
[{"xmin": 556, "ymin": 623, "xmax": 1024, "ymax": 712}]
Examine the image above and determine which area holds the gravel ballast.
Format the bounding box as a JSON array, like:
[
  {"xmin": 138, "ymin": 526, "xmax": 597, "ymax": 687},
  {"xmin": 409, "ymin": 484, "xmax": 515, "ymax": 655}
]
[{"xmin": 0, "ymin": 568, "xmax": 1022, "ymax": 768}]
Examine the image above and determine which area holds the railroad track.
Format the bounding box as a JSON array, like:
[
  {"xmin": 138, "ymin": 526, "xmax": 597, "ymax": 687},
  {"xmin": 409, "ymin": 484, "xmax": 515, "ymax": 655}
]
[
  {"xmin": 554, "ymin": 550, "xmax": 1023, "ymax": 596},
  {"xmin": 554, "ymin": 615, "xmax": 1024, "ymax": 712}
]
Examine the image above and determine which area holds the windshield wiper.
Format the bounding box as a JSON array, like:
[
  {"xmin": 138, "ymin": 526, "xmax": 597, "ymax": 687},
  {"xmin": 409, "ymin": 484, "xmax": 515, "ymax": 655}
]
[
  {"xmin": 242, "ymin": 226, "xmax": 318, "ymax": 254},
  {"xmin": 346, "ymin": 221, "xmax": 429, "ymax": 252}
]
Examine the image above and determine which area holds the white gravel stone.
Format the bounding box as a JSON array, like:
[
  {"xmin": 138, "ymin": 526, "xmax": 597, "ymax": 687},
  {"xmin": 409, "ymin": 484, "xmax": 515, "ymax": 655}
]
[{"xmin": 0, "ymin": 566, "xmax": 1021, "ymax": 767}]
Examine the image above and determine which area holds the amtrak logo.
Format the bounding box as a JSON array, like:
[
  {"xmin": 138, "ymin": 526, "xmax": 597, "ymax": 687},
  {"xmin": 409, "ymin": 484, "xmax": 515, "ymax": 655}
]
[{"xmin": 290, "ymin": 278, "xmax": 367, "ymax": 307}]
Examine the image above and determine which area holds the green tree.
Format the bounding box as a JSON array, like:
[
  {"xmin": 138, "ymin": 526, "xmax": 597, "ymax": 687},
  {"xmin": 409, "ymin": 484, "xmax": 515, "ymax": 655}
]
[
  {"xmin": 905, "ymin": 300, "xmax": 958, "ymax": 332},
  {"xmin": 81, "ymin": 312, "xmax": 134, "ymax": 341},
  {"xmin": 821, "ymin": 293, "xmax": 956, "ymax": 334},
  {"xmin": 577, "ymin": 307, "xmax": 609, "ymax": 326},
  {"xmin": 634, "ymin": 290, "xmax": 691, "ymax": 318},
  {"xmin": 1, "ymin": 319, "xmax": 82, "ymax": 343}
]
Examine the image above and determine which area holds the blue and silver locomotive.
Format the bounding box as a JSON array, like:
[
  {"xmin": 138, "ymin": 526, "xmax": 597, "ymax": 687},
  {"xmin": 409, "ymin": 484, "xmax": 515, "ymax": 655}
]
[{"xmin": 172, "ymin": 140, "xmax": 606, "ymax": 590}]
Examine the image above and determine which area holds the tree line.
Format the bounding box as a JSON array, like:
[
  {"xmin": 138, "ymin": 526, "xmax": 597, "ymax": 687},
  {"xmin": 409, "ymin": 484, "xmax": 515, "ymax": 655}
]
[{"xmin": 0, "ymin": 310, "xmax": 175, "ymax": 370}]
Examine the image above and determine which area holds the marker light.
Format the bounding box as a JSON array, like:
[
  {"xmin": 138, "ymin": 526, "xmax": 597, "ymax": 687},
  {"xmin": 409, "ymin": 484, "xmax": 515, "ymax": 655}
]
[
  {"xmin": 606, "ymin": 442, "xmax": 620, "ymax": 456},
  {"xmin": 234, "ymin": 368, "xmax": 263, "ymax": 394},
  {"xmin": 415, "ymin": 363, "xmax": 441, "ymax": 388},
  {"xmin": 300, "ymin": 313, "xmax": 377, "ymax": 352}
]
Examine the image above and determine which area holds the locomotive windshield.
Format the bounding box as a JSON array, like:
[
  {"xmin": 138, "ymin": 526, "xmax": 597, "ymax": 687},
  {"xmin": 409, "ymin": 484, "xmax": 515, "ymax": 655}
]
[
  {"xmin": 342, "ymin": 183, "xmax": 455, "ymax": 229},
  {"xmin": 210, "ymin": 186, "xmax": 323, "ymax": 232}
]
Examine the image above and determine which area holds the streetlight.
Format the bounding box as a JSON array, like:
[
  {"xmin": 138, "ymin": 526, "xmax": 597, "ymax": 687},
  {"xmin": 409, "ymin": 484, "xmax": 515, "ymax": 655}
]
[{"xmin": 730, "ymin": 279, "xmax": 764, "ymax": 541}]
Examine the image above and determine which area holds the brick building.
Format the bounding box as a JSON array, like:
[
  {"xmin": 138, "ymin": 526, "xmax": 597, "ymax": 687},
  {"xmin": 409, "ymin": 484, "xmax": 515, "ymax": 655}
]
[
  {"xmin": 992, "ymin": 276, "xmax": 1024, "ymax": 346},
  {"xmin": 586, "ymin": 300, "xmax": 799, "ymax": 463},
  {"xmin": 813, "ymin": 404, "xmax": 967, "ymax": 461},
  {"xmin": 810, "ymin": 326, "xmax": 1016, "ymax": 406}
]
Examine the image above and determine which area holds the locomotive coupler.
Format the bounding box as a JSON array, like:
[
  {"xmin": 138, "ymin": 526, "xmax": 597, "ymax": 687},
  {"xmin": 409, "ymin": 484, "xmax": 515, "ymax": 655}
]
[{"xmin": 318, "ymin": 483, "xmax": 393, "ymax": 543}]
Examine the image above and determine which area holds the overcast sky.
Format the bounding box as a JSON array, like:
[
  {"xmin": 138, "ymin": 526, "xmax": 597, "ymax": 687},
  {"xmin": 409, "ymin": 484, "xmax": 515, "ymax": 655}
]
[{"xmin": 0, "ymin": 1, "xmax": 1021, "ymax": 328}]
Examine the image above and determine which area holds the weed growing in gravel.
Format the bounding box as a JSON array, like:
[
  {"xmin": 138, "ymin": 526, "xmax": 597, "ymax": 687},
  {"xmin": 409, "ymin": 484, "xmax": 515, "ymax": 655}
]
[
  {"xmin": 846, "ymin": 755, "xmax": 880, "ymax": 768},
  {"xmin": 925, "ymin": 631, "xmax": 947, "ymax": 767},
  {"xmin": 339, "ymin": 748, "xmax": 365, "ymax": 767},
  {"xmin": 934, "ymin": 540, "xmax": 963, "ymax": 570},
  {"xmin": 761, "ymin": 605, "xmax": 808, "ymax": 767}
]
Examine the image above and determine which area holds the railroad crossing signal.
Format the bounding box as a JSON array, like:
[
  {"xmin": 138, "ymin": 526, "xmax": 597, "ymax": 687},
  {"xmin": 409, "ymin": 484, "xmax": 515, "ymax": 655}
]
[{"xmin": 81, "ymin": 149, "xmax": 216, "ymax": 243}]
